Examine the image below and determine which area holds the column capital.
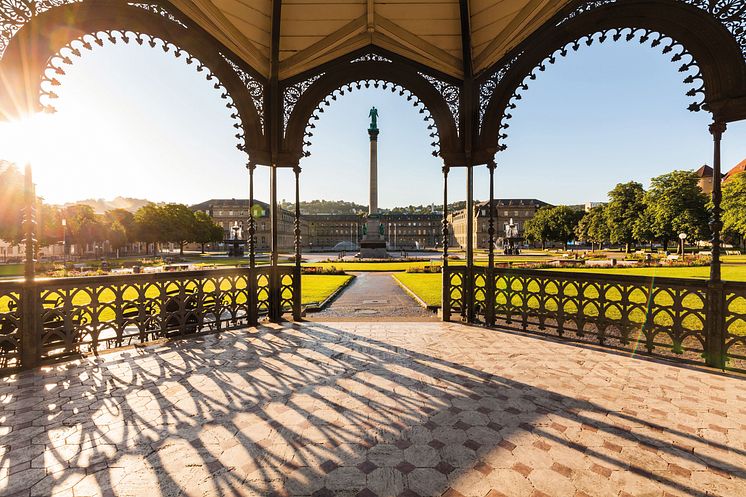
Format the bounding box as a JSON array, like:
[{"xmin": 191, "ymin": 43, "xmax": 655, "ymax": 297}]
[
  {"xmin": 246, "ymin": 162, "xmax": 257, "ymax": 171},
  {"xmin": 293, "ymin": 165, "xmax": 302, "ymax": 175},
  {"xmin": 709, "ymin": 121, "xmax": 727, "ymax": 137}
]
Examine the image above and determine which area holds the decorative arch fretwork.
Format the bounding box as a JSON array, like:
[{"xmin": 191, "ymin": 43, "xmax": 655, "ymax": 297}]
[
  {"xmin": 281, "ymin": 52, "xmax": 462, "ymax": 167},
  {"xmin": 0, "ymin": 0, "xmax": 267, "ymax": 159},
  {"xmin": 477, "ymin": 0, "xmax": 746, "ymax": 161}
]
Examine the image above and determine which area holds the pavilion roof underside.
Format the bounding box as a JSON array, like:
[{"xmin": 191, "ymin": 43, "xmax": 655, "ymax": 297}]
[{"xmin": 168, "ymin": 0, "xmax": 574, "ymax": 80}]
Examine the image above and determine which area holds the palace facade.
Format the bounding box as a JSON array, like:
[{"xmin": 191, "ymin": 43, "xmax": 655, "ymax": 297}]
[
  {"xmin": 191, "ymin": 199, "xmax": 443, "ymax": 251},
  {"xmin": 449, "ymin": 199, "xmax": 551, "ymax": 250}
]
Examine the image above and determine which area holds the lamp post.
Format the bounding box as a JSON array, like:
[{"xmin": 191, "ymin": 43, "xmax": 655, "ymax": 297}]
[
  {"xmin": 61, "ymin": 218, "xmax": 66, "ymax": 264},
  {"xmin": 679, "ymin": 232, "xmax": 687, "ymax": 257}
]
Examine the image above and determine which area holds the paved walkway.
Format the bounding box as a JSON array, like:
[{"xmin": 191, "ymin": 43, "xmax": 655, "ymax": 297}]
[
  {"xmin": 311, "ymin": 272, "xmax": 435, "ymax": 321},
  {"xmin": 2, "ymin": 322, "xmax": 746, "ymax": 497}
]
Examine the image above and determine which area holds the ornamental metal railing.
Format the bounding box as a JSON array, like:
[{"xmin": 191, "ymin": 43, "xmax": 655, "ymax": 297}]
[
  {"xmin": 0, "ymin": 265, "xmax": 301, "ymax": 374},
  {"xmin": 443, "ymin": 266, "xmax": 746, "ymax": 372}
]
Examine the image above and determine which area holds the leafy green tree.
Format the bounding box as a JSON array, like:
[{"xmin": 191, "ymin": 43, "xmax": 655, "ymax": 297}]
[
  {"xmin": 161, "ymin": 204, "xmax": 197, "ymax": 255},
  {"xmin": 105, "ymin": 209, "xmax": 136, "ymax": 256},
  {"xmin": 575, "ymin": 205, "xmax": 609, "ymax": 251},
  {"xmin": 722, "ymin": 172, "xmax": 746, "ymax": 249},
  {"xmin": 134, "ymin": 203, "xmax": 165, "ymax": 255},
  {"xmin": 548, "ymin": 205, "xmax": 584, "ymax": 250},
  {"xmin": 643, "ymin": 170, "xmax": 710, "ymax": 250},
  {"xmin": 193, "ymin": 211, "xmax": 224, "ymax": 253},
  {"xmin": 524, "ymin": 207, "xmax": 555, "ymax": 250},
  {"xmin": 606, "ymin": 182, "xmax": 645, "ymax": 253}
]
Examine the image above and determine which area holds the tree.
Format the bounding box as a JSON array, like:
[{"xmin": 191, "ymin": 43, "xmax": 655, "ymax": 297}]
[
  {"xmin": 63, "ymin": 205, "xmax": 106, "ymax": 255},
  {"xmin": 575, "ymin": 205, "xmax": 609, "ymax": 251},
  {"xmin": 193, "ymin": 211, "xmax": 224, "ymax": 253},
  {"xmin": 722, "ymin": 172, "xmax": 746, "ymax": 249},
  {"xmin": 548, "ymin": 206, "xmax": 584, "ymax": 250},
  {"xmin": 0, "ymin": 162, "xmax": 24, "ymax": 244},
  {"xmin": 643, "ymin": 170, "xmax": 710, "ymax": 250},
  {"xmin": 105, "ymin": 209, "xmax": 136, "ymax": 256},
  {"xmin": 524, "ymin": 207, "xmax": 555, "ymax": 249},
  {"xmin": 605, "ymin": 181, "xmax": 645, "ymax": 253},
  {"xmin": 134, "ymin": 204, "xmax": 165, "ymax": 255},
  {"xmin": 161, "ymin": 203, "xmax": 197, "ymax": 255}
]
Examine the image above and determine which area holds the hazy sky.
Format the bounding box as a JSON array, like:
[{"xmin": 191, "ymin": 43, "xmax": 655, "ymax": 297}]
[{"xmin": 0, "ymin": 39, "xmax": 744, "ymax": 207}]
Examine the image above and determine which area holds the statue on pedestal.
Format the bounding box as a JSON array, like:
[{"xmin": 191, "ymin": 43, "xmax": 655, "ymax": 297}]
[{"xmin": 368, "ymin": 106, "xmax": 379, "ymax": 130}]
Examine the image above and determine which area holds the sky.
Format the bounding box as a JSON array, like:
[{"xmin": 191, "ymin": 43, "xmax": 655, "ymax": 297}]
[{"xmin": 0, "ymin": 39, "xmax": 744, "ymax": 207}]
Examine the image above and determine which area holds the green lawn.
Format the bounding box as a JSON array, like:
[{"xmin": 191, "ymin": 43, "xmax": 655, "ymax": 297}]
[
  {"xmin": 0, "ymin": 264, "xmax": 23, "ymax": 277},
  {"xmin": 547, "ymin": 265, "xmax": 746, "ymax": 281},
  {"xmin": 393, "ymin": 273, "xmax": 442, "ymax": 307},
  {"xmin": 302, "ymin": 261, "xmax": 442, "ymax": 272},
  {"xmin": 300, "ymin": 274, "xmax": 352, "ymax": 305}
]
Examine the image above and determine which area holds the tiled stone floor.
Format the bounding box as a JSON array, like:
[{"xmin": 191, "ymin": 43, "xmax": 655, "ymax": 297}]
[{"xmin": 1, "ymin": 322, "xmax": 746, "ymax": 497}]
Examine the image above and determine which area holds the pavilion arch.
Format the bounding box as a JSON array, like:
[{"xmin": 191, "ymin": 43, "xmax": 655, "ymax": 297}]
[
  {"xmin": 477, "ymin": 0, "xmax": 746, "ymax": 161},
  {"xmin": 0, "ymin": 0, "xmax": 267, "ymax": 160},
  {"xmin": 281, "ymin": 55, "xmax": 462, "ymax": 168}
]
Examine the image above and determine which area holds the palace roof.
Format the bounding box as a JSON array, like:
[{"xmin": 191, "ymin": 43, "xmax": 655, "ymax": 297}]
[{"xmin": 724, "ymin": 158, "xmax": 746, "ymax": 183}]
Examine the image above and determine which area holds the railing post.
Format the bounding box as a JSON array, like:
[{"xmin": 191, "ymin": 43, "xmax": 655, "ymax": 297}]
[
  {"xmin": 441, "ymin": 165, "xmax": 451, "ymax": 322},
  {"xmin": 246, "ymin": 162, "xmax": 258, "ymax": 326},
  {"xmin": 292, "ymin": 165, "xmax": 302, "ymax": 321},
  {"xmin": 486, "ymin": 160, "xmax": 496, "ymax": 327},
  {"xmin": 706, "ymin": 121, "xmax": 727, "ymax": 369},
  {"xmin": 20, "ymin": 164, "xmax": 39, "ymax": 369}
]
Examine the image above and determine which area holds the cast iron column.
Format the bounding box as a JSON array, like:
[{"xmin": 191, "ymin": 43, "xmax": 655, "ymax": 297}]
[
  {"xmin": 706, "ymin": 121, "xmax": 727, "ymax": 368},
  {"xmin": 442, "ymin": 165, "xmax": 450, "ymax": 321},
  {"xmin": 21, "ymin": 164, "xmax": 39, "ymax": 368},
  {"xmin": 293, "ymin": 165, "xmax": 302, "ymax": 321},
  {"xmin": 487, "ymin": 160, "xmax": 496, "ymax": 326},
  {"xmin": 247, "ymin": 162, "xmax": 256, "ymax": 269},
  {"xmin": 269, "ymin": 165, "xmax": 281, "ymax": 322},
  {"xmin": 246, "ymin": 162, "xmax": 258, "ymax": 325}
]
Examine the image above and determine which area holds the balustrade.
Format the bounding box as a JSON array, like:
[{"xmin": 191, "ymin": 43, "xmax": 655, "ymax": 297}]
[
  {"xmin": 0, "ymin": 265, "xmax": 297, "ymax": 374},
  {"xmin": 444, "ymin": 265, "xmax": 743, "ymax": 371}
]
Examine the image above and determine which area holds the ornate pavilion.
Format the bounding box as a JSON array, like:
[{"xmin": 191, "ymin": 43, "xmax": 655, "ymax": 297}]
[
  {"xmin": 0, "ymin": 1, "xmax": 745, "ymax": 367},
  {"xmin": 2, "ymin": 3, "xmax": 746, "ymax": 497}
]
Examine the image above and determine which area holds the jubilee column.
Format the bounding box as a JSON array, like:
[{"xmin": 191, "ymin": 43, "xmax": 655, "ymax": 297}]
[
  {"xmin": 369, "ymin": 119, "xmax": 379, "ymax": 215},
  {"xmin": 360, "ymin": 106, "xmax": 387, "ymax": 258}
]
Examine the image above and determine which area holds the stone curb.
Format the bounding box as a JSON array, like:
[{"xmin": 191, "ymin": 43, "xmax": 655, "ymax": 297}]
[{"xmin": 304, "ymin": 274, "xmax": 356, "ymax": 313}]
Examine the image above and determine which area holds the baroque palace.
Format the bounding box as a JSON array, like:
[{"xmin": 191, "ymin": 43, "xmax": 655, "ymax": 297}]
[
  {"xmin": 190, "ymin": 199, "xmax": 444, "ymax": 251},
  {"xmin": 191, "ymin": 197, "xmax": 550, "ymax": 251}
]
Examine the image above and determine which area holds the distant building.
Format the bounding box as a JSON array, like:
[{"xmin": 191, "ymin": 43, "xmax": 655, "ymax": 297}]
[
  {"xmin": 190, "ymin": 199, "xmax": 303, "ymax": 251},
  {"xmin": 695, "ymin": 164, "xmax": 718, "ymax": 194},
  {"xmin": 304, "ymin": 214, "xmax": 363, "ymax": 250},
  {"xmin": 190, "ymin": 200, "xmax": 442, "ymax": 251},
  {"xmin": 449, "ymin": 199, "xmax": 551, "ymax": 250},
  {"xmin": 584, "ymin": 202, "xmax": 605, "ymax": 212},
  {"xmin": 723, "ymin": 158, "xmax": 746, "ymax": 185},
  {"xmin": 381, "ymin": 213, "xmax": 442, "ymax": 250}
]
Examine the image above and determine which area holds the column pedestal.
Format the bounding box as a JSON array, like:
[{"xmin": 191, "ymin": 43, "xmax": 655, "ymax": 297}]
[{"xmin": 360, "ymin": 216, "xmax": 388, "ymax": 258}]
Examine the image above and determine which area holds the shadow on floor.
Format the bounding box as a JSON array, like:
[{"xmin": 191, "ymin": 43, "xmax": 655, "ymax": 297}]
[{"xmin": 1, "ymin": 321, "xmax": 744, "ymax": 496}]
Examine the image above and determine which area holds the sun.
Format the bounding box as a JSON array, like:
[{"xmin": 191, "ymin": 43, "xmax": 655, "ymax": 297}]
[{"xmin": 0, "ymin": 111, "xmax": 57, "ymax": 165}]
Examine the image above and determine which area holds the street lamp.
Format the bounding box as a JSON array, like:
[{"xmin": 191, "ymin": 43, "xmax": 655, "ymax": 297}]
[
  {"xmin": 61, "ymin": 218, "xmax": 66, "ymax": 263},
  {"xmin": 678, "ymin": 232, "xmax": 687, "ymax": 256}
]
